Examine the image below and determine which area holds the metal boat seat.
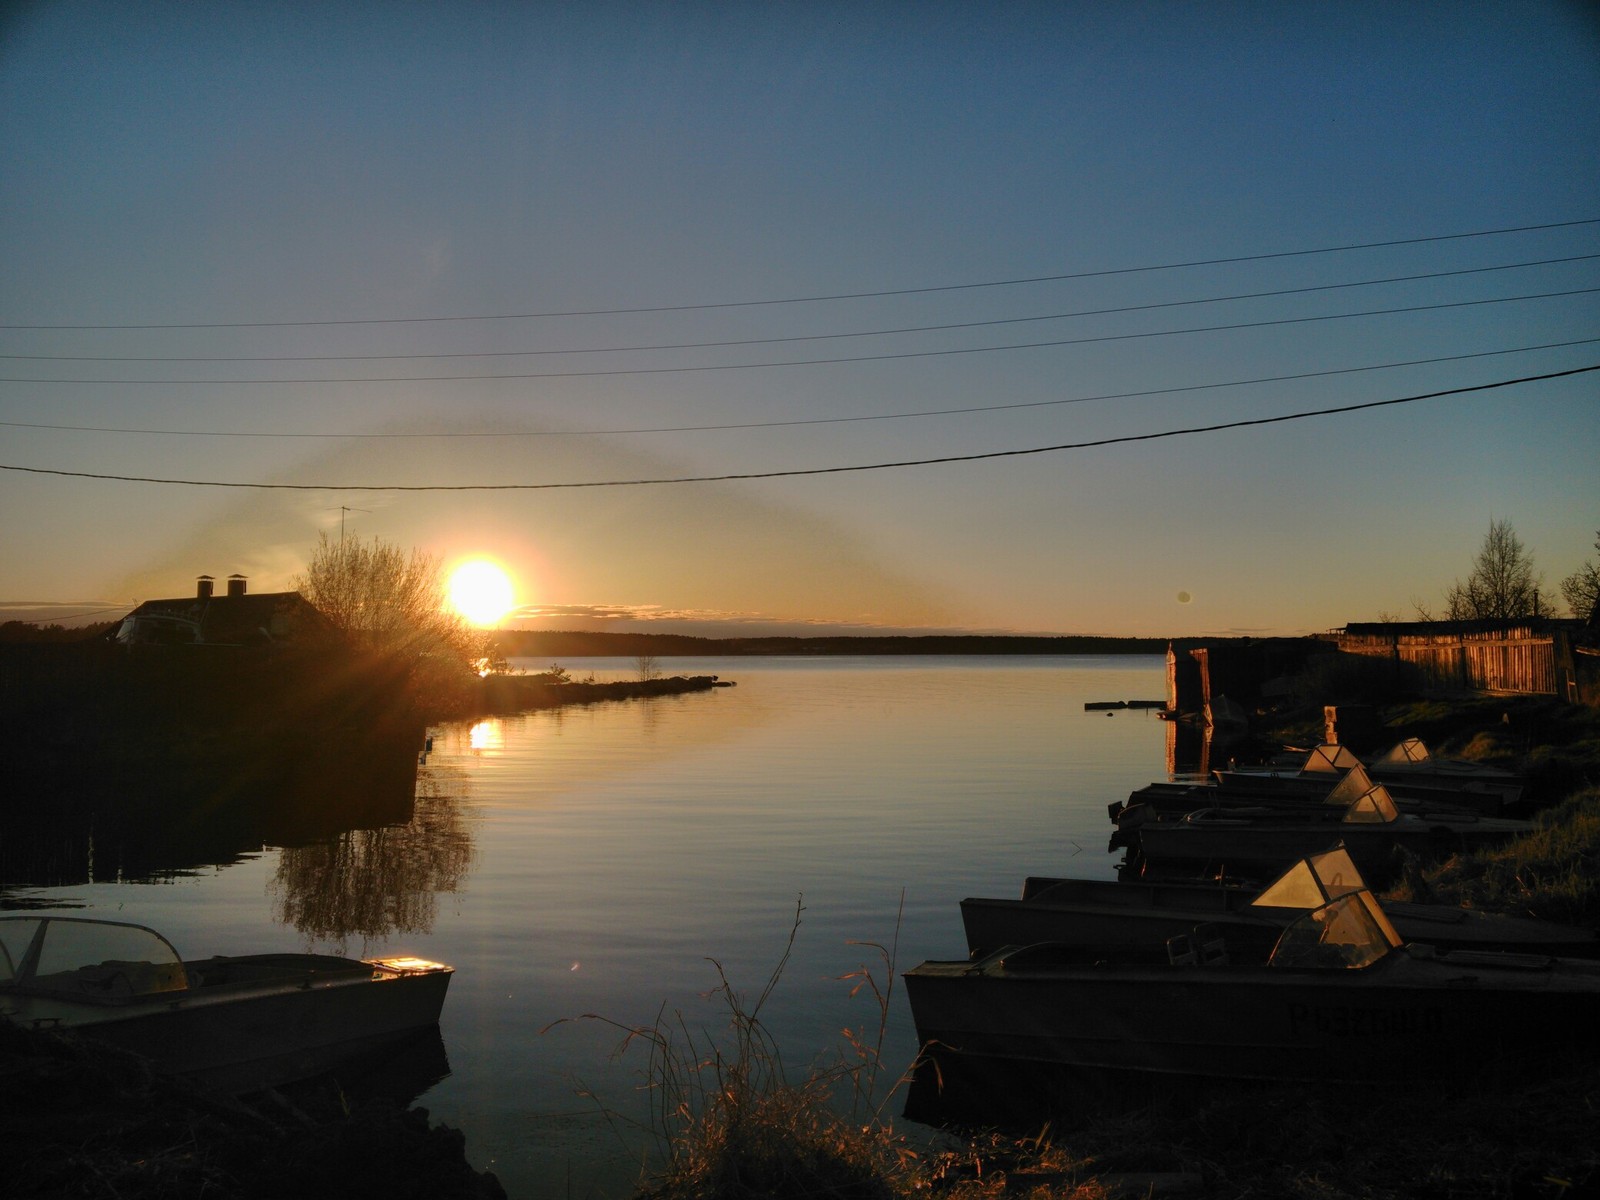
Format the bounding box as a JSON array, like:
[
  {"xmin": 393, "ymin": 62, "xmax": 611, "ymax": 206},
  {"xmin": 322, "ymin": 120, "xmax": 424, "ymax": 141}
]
[{"xmin": 1166, "ymin": 923, "xmax": 1229, "ymax": 966}]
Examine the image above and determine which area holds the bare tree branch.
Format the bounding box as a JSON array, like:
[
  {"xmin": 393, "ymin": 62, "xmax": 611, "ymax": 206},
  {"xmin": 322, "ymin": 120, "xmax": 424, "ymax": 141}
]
[
  {"xmin": 1441, "ymin": 518, "xmax": 1556, "ymax": 621},
  {"xmin": 1561, "ymin": 529, "xmax": 1600, "ymax": 622}
]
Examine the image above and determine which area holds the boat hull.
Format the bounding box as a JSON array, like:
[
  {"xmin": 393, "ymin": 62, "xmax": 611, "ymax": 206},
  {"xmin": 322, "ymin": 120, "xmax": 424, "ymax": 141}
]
[
  {"xmin": 905, "ymin": 947, "xmax": 1600, "ymax": 1087},
  {"xmin": 960, "ymin": 879, "xmax": 1599, "ymax": 960},
  {"xmin": 1130, "ymin": 814, "xmax": 1525, "ymax": 883},
  {"xmin": 1212, "ymin": 769, "xmax": 1521, "ymax": 814},
  {"xmin": 8, "ymin": 953, "xmax": 452, "ymax": 1092}
]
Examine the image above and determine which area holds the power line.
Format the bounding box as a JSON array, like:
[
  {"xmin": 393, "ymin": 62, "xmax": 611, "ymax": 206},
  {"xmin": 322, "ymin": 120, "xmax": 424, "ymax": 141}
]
[
  {"xmin": 8, "ymin": 254, "xmax": 1595, "ymax": 364},
  {"xmin": 2, "ymin": 338, "xmax": 1594, "ymax": 440},
  {"xmin": 0, "ymin": 603, "xmax": 132, "ymax": 621},
  {"xmin": 5, "ymin": 287, "xmax": 1595, "ymax": 385},
  {"xmin": 3, "ymin": 366, "xmax": 1591, "ymax": 491},
  {"xmin": 3, "ymin": 217, "xmax": 1594, "ymax": 331}
]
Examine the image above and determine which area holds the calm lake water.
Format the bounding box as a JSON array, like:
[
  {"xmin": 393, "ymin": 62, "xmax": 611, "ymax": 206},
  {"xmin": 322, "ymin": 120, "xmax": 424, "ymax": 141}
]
[{"xmin": 11, "ymin": 655, "xmax": 1173, "ymax": 1197}]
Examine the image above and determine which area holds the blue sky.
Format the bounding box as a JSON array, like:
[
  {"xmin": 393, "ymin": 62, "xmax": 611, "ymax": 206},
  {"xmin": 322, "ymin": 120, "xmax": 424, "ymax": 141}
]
[{"xmin": 2, "ymin": 2, "xmax": 1597, "ymax": 636}]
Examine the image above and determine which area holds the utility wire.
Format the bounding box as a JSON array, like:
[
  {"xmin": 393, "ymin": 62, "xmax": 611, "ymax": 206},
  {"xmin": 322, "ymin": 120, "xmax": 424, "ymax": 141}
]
[
  {"xmin": 2, "ymin": 217, "xmax": 1594, "ymax": 331},
  {"xmin": 5, "ymin": 287, "xmax": 1596, "ymax": 385},
  {"xmin": 2, "ymin": 338, "xmax": 1594, "ymax": 440},
  {"xmin": 7, "ymin": 254, "xmax": 1595, "ymax": 363},
  {"xmin": 0, "ymin": 603, "xmax": 131, "ymax": 620},
  {"xmin": 3, "ymin": 366, "xmax": 1592, "ymax": 491}
]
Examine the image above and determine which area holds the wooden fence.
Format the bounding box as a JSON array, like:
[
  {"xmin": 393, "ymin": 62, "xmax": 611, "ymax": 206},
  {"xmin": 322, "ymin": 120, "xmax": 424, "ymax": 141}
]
[{"xmin": 1335, "ymin": 626, "xmax": 1559, "ymax": 695}]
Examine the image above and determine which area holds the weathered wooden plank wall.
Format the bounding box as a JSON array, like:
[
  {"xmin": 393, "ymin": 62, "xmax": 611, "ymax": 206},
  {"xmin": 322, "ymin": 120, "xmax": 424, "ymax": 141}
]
[{"xmin": 1337, "ymin": 627, "xmax": 1557, "ymax": 695}]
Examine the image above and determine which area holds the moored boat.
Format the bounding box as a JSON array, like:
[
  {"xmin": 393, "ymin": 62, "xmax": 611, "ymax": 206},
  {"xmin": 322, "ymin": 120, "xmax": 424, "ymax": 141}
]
[
  {"xmin": 1, "ymin": 915, "xmax": 453, "ymax": 1093},
  {"xmin": 1124, "ymin": 774, "xmax": 1533, "ymax": 883},
  {"xmin": 1218, "ymin": 740, "xmax": 1524, "ymax": 812},
  {"xmin": 960, "ymin": 846, "xmax": 1599, "ymax": 960},
  {"xmin": 1369, "ymin": 736, "xmax": 1525, "ymax": 786},
  {"xmin": 1116, "ymin": 763, "xmax": 1518, "ymax": 835},
  {"xmin": 1216, "ymin": 742, "xmax": 1516, "ymax": 819},
  {"xmin": 908, "ymin": 886, "xmax": 1600, "ymax": 1091}
]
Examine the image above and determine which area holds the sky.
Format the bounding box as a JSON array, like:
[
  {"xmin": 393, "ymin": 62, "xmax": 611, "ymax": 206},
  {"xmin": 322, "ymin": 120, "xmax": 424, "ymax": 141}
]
[{"xmin": 2, "ymin": 1, "xmax": 1597, "ymax": 638}]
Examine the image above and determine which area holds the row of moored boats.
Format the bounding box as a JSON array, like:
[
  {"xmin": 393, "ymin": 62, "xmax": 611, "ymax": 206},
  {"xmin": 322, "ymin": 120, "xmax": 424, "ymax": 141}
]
[{"xmin": 904, "ymin": 738, "xmax": 1600, "ymax": 1112}]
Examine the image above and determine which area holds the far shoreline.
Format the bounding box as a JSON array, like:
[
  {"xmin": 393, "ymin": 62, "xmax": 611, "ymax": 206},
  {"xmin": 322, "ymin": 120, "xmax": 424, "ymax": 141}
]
[{"xmin": 490, "ymin": 630, "xmax": 1198, "ymax": 657}]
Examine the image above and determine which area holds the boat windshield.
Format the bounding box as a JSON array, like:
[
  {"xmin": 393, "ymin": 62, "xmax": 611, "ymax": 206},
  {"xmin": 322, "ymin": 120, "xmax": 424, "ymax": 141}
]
[
  {"xmin": 2, "ymin": 917, "xmax": 188, "ymax": 997},
  {"xmin": 1341, "ymin": 784, "xmax": 1400, "ymax": 824},
  {"xmin": 1250, "ymin": 846, "xmax": 1367, "ymax": 911},
  {"xmin": 1268, "ymin": 892, "xmax": 1402, "ymax": 970},
  {"xmin": 1322, "ymin": 765, "xmax": 1376, "ymax": 808},
  {"xmin": 1377, "ymin": 737, "xmax": 1432, "ymax": 766},
  {"xmin": 0, "ymin": 918, "xmax": 42, "ymax": 984},
  {"xmin": 1303, "ymin": 743, "xmax": 1363, "ymax": 774}
]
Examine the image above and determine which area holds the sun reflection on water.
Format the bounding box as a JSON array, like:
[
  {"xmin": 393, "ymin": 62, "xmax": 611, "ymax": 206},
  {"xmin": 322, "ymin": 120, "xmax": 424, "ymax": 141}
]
[{"xmin": 468, "ymin": 720, "xmax": 504, "ymax": 753}]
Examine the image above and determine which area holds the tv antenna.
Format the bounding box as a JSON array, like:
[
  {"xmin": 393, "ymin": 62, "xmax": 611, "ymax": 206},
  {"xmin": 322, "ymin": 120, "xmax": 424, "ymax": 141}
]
[{"xmin": 337, "ymin": 506, "xmax": 370, "ymax": 542}]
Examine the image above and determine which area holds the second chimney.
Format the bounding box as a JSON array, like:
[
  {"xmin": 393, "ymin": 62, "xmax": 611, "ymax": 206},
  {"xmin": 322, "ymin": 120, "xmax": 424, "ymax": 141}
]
[
  {"xmin": 226, "ymin": 574, "xmax": 247, "ymax": 598},
  {"xmin": 197, "ymin": 575, "xmax": 215, "ymax": 600}
]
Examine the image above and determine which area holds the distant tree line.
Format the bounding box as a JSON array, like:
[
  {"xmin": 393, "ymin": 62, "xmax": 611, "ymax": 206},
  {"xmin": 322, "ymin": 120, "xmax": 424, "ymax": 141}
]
[
  {"xmin": 0, "ymin": 620, "xmax": 117, "ymax": 643},
  {"xmin": 490, "ymin": 631, "xmax": 1172, "ymax": 658}
]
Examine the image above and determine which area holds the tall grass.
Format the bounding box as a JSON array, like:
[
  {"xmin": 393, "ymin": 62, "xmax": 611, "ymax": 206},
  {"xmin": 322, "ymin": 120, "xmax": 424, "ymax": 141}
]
[
  {"xmin": 548, "ymin": 898, "xmax": 924, "ymax": 1200},
  {"xmin": 1399, "ymin": 785, "xmax": 1600, "ymax": 926},
  {"xmin": 547, "ymin": 896, "xmax": 1113, "ymax": 1198}
]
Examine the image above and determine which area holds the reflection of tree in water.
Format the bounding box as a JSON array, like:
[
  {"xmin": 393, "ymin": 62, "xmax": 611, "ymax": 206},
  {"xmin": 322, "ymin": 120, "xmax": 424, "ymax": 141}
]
[{"xmin": 269, "ymin": 766, "xmax": 475, "ymax": 951}]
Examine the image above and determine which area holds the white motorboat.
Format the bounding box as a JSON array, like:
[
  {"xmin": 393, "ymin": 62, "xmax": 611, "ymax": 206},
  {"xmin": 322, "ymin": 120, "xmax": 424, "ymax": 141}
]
[{"xmin": 1, "ymin": 915, "xmax": 453, "ymax": 1092}]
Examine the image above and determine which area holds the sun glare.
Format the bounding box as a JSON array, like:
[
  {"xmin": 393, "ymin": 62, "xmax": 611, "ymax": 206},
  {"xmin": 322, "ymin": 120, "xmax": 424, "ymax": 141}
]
[{"xmin": 448, "ymin": 559, "xmax": 516, "ymax": 627}]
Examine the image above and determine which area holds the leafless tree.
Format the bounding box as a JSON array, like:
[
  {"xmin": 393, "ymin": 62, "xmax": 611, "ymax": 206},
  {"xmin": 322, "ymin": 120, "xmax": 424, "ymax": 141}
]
[
  {"xmin": 1560, "ymin": 529, "xmax": 1600, "ymax": 622},
  {"xmin": 294, "ymin": 532, "xmax": 481, "ymax": 665},
  {"xmin": 635, "ymin": 652, "xmax": 662, "ymax": 681},
  {"xmin": 1441, "ymin": 518, "xmax": 1556, "ymax": 621}
]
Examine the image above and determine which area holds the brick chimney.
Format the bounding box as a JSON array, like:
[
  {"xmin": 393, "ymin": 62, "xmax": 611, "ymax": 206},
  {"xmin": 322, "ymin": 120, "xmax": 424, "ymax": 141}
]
[
  {"xmin": 226, "ymin": 574, "xmax": 247, "ymax": 598},
  {"xmin": 197, "ymin": 575, "xmax": 215, "ymax": 600}
]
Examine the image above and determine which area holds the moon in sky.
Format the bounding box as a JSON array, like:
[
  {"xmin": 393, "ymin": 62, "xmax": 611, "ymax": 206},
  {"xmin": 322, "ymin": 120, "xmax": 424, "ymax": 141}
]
[{"xmin": 448, "ymin": 559, "xmax": 516, "ymax": 627}]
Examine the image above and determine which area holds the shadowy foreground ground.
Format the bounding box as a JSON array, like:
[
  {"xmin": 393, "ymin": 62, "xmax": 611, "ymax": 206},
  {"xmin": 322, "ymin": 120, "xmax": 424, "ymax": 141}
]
[{"xmin": 1, "ymin": 1022, "xmax": 504, "ymax": 1200}]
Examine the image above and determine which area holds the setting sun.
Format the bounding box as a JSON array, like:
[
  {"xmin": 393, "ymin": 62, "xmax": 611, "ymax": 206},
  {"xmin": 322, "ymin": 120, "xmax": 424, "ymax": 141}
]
[{"xmin": 448, "ymin": 559, "xmax": 516, "ymax": 627}]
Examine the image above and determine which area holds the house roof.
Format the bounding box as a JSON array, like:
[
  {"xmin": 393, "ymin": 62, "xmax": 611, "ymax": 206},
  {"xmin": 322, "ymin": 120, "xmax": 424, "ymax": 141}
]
[{"xmin": 120, "ymin": 590, "xmax": 336, "ymax": 646}]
